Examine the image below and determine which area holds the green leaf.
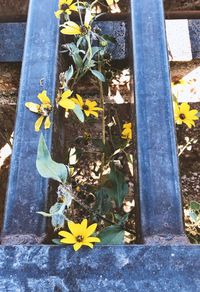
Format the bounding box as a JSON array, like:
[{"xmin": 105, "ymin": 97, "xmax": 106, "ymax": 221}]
[
  {"xmin": 102, "ymin": 34, "xmax": 116, "ymax": 43},
  {"xmin": 189, "ymin": 211, "xmax": 198, "ymax": 222},
  {"xmin": 37, "ymin": 211, "xmax": 52, "ymax": 217},
  {"xmin": 90, "ymin": 69, "xmax": 105, "ymax": 82},
  {"xmin": 105, "ymin": 166, "xmax": 128, "ymax": 207},
  {"xmin": 98, "ymin": 225, "xmax": 124, "ymax": 244},
  {"xmin": 92, "ymin": 46, "xmax": 102, "ymax": 57},
  {"xmin": 190, "ymin": 201, "xmax": 200, "ymax": 211},
  {"xmin": 36, "ymin": 134, "xmax": 68, "ymax": 183},
  {"xmin": 95, "ymin": 187, "xmax": 113, "ymax": 214},
  {"xmin": 65, "ymin": 65, "xmax": 74, "ymax": 83},
  {"xmin": 195, "ymin": 112, "xmax": 200, "ymax": 118},
  {"xmin": 52, "ymin": 238, "xmax": 62, "ymax": 245},
  {"xmin": 72, "ymin": 104, "xmax": 84, "ymax": 123}
]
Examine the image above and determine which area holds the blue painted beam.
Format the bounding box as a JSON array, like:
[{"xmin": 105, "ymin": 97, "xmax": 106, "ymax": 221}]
[
  {"xmin": 0, "ymin": 23, "xmax": 26, "ymax": 62},
  {"xmin": 131, "ymin": 0, "xmax": 188, "ymax": 243},
  {"xmin": 0, "ymin": 21, "xmax": 127, "ymax": 62},
  {"xmin": 0, "ymin": 245, "xmax": 199, "ymax": 291},
  {"xmin": 1, "ymin": 0, "xmax": 59, "ymax": 244}
]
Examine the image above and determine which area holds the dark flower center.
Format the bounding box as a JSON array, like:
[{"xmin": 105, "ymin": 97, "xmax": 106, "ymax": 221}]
[
  {"xmin": 40, "ymin": 104, "xmax": 52, "ymax": 117},
  {"xmin": 179, "ymin": 114, "xmax": 185, "ymax": 120},
  {"xmin": 80, "ymin": 26, "xmax": 88, "ymax": 35},
  {"xmin": 61, "ymin": 4, "xmax": 69, "ymax": 11},
  {"xmin": 83, "ymin": 105, "xmax": 89, "ymax": 111},
  {"xmin": 76, "ymin": 235, "xmax": 83, "ymax": 242}
]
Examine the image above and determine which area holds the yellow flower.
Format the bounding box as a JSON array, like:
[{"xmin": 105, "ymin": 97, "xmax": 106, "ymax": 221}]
[
  {"xmin": 61, "ymin": 9, "xmax": 93, "ymax": 35},
  {"xmin": 59, "ymin": 219, "xmax": 100, "ymax": 251},
  {"xmin": 58, "ymin": 89, "xmax": 76, "ymax": 112},
  {"xmin": 55, "ymin": 0, "xmax": 78, "ymax": 18},
  {"xmin": 71, "ymin": 94, "xmax": 102, "ymax": 118},
  {"xmin": 171, "ymin": 79, "xmax": 187, "ymax": 87},
  {"xmin": 173, "ymin": 102, "xmax": 199, "ymax": 128},
  {"xmin": 25, "ymin": 90, "xmax": 52, "ymax": 132},
  {"xmin": 121, "ymin": 122, "xmax": 132, "ymax": 140}
]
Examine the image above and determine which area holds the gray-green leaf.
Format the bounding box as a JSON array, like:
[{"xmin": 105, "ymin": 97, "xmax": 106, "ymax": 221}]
[
  {"xmin": 36, "ymin": 134, "xmax": 68, "ymax": 183},
  {"xmin": 72, "ymin": 104, "xmax": 84, "ymax": 123},
  {"xmin": 98, "ymin": 225, "xmax": 124, "ymax": 244},
  {"xmin": 90, "ymin": 69, "xmax": 105, "ymax": 82}
]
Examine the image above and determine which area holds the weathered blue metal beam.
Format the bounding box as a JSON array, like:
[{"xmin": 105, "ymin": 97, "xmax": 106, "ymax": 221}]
[
  {"xmin": 0, "ymin": 23, "xmax": 26, "ymax": 62},
  {"xmin": 131, "ymin": 0, "xmax": 188, "ymax": 244},
  {"xmin": 0, "ymin": 245, "xmax": 199, "ymax": 290},
  {"xmin": 1, "ymin": 0, "xmax": 59, "ymax": 244},
  {"xmin": 0, "ymin": 21, "xmax": 127, "ymax": 62}
]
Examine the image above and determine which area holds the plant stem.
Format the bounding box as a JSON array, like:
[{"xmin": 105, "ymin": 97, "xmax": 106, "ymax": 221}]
[
  {"xmin": 98, "ymin": 54, "xmax": 106, "ymax": 169},
  {"xmin": 73, "ymin": 195, "xmax": 135, "ymax": 235}
]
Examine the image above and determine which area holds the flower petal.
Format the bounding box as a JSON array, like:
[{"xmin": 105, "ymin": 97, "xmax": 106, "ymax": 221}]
[
  {"xmin": 66, "ymin": 0, "xmax": 73, "ymax": 5},
  {"xmin": 38, "ymin": 90, "xmax": 51, "ymax": 104},
  {"xmin": 85, "ymin": 223, "xmax": 97, "ymax": 237},
  {"xmin": 81, "ymin": 219, "xmax": 88, "ymax": 232},
  {"xmin": 44, "ymin": 116, "xmax": 51, "ymax": 129},
  {"xmin": 68, "ymin": 221, "xmax": 82, "ymax": 237},
  {"xmin": 59, "ymin": 98, "xmax": 75, "ymax": 110},
  {"xmin": 83, "ymin": 242, "xmax": 93, "ymax": 249},
  {"xmin": 84, "ymin": 236, "xmax": 101, "ymax": 243},
  {"xmin": 76, "ymin": 94, "xmax": 84, "ymax": 108},
  {"xmin": 180, "ymin": 102, "xmax": 190, "ymax": 113},
  {"xmin": 35, "ymin": 116, "xmax": 44, "ymax": 132},
  {"xmin": 54, "ymin": 10, "xmax": 63, "ymax": 18},
  {"xmin": 62, "ymin": 89, "xmax": 73, "ymax": 99},
  {"xmin": 73, "ymin": 242, "xmax": 82, "ymax": 251},
  {"xmin": 59, "ymin": 231, "xmax": 76, "ymax": 244},
  {"xmin": 25, "ymin": 102, "xmax": 40, "ymax": 113}
]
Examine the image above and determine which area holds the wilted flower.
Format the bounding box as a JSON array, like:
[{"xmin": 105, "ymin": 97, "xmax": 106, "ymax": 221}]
[{"xmin": 25, "ymin": 90, "xmax": 52, "ymax": 132}]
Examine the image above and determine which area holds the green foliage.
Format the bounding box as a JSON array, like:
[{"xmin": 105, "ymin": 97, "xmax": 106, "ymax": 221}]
[
  {"xmin": 98, "ymin": 225, "xmax": 125, "ymax": 244},
  {"xmin": 94, "ymin": 187, "xmax": 113, "ymax": 214},
  {"xmin": 190, "ymin": 201, "xmax": 200, "ymax": 211},
  {"xmin": 105, "ymin": 166, "xmax": 128, "ymax": 207},
  {"xmin": 65, "ymin": 65, "xmax": 74, "ymax": 84},
  {"xmin": 90, "ymin": 69, "xmax": 105, "ymax": 82},
  {"xmin": 72, "ymin": 104, "xmax": 84, "ymax": 123},
  {"xmin": 36, "ymin": 134, "xmax": 68, "ymax": 183}
]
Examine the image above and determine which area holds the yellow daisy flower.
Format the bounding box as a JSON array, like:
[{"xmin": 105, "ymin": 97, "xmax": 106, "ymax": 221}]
[
  {"xmin": 173, "ymin": 102, "xmax": 199, "ymax": 128},
  {"xmin": 71, "ymin": 94, "xmax": 102, "ymax": 118},
  {"xmin": 171, "ymin": 78, "xmax": 187, "ymax": 87},
  {"xmin": 121, "ymin": 122, "xmax": 132, "ymax": 140},
  {"xmin": 58, "ymin": 89, "xmax": 76, "ymax": 112},
  {"xmin": 55, "ymin": 0, "xmax": 78, "ymax": 18},
  {"xmin": 25, "ymin": 90, "xmax": 52, "ymax": 132},
  {"xmin": 61, "ymin": 9, "xmax": 93, "ymax": 35},
  {"xmin": 59, "ymin": 219, "xmax": 101, "ymax": 251}
]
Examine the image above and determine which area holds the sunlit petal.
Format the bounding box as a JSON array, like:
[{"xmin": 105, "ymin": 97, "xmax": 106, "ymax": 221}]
[
  {"xmin": 25, "ymin": 102, "xmax": 40, "ymax": 113},
  {"xmin": 85, "ymin": 223, "xmax": 97, "ymax": 237},
  {"xmin": 35, "ymin": 116, "xmax": 44, "ymax": 132},
  {"xmin": 44, "ymin": 116, "xmax": 51, "ymax": 129},
  {"xmin": 38, "ymin": 90, "xmax": 51, "ymax": 104}
]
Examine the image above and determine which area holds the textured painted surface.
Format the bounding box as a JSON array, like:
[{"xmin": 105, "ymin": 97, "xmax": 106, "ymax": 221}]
[
  {"xmin": 189, "ymin": 20, "xmax": 200, "ymax": 59},
  {"xmin": 1, "ymin": 0, "xmax": 59, "ymax": 243},
  {"xmin": 0, "ymin": 21, "xmax": 127, "ymax": 62},
  {"xmin": 1, "ymin": 20, "xmax": 200, "ymax": 62},
  {"xmin": 131, "ymin": 0, "xmax": 187, "ymax": 242},
  {"xmin": 0, "ymin": 23, "xmax": 26, "ymax": 62},
  {"xmin": 0, "ymin": 245, "xmax": 199, "ymax": 291}
]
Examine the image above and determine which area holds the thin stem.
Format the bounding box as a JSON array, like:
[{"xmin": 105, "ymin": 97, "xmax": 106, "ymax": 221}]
[
  {"xmin": 73, "ymin": 195, "xmax": 135, "ymax": 235},
  {"xmin": 77, "ymin": 0, "xmax": 84, "ymax": 26},
  {"xmin": 98, "ymin": 54, "xmax": 106, "ymax": 148}
]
